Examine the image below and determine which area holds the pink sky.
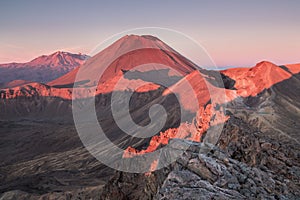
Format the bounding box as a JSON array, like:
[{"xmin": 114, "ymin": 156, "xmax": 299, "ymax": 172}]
[{"xmin": 1, "ymin": 0, "xmax": 299, "ymax": 67}]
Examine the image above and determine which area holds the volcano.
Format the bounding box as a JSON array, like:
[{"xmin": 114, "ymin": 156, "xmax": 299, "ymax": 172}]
[{"xmin": 48, "ymin": 35, "xmax": 197, "ymax": 88}]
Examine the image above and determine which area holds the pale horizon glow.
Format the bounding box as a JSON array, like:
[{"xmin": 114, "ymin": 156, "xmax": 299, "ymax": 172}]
[{"xmin": 0, "ymin": 0, "xmax": 299, "ymax": 68}]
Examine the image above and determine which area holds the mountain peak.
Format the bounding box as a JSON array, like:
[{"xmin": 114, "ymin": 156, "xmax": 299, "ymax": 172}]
[
  {"xmin": 0, "ymin": 51, "xmax": 89, "ymax": 84},
  {"xmin": 222, "ymin": 60, "xmax": 293, "ymax": 97},
  {"xmin": 49, "ymin": 35, "xmax": 197, "ymax": 87},
  {"xmin": 255, "ymin": 61, "xmax": 278, "ymax": 69},
  {"xmin": 119, "ymin": 34, "xmax": 161, "ymax": 41},
  {"xmin": 29, "ymin": 51, "xmax": 89, "ymax": 67},
  {"xmin": 51, "ymin": 51, "xmax": 69, "ymax": 57},
  {"xmin": 107, "ymin": 34, "xmax": 169, "ymax": 54}
]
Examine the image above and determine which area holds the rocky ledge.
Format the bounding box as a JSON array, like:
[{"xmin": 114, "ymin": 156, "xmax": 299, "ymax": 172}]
[{"xmin": 101, "ymin": 116, "xmax": 300, "ymax": 200}]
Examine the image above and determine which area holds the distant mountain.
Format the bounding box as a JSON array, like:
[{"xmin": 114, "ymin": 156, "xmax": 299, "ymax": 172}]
[{"xmin": 0, "ymin": 51, "xmax": 89, "ymax": 88}]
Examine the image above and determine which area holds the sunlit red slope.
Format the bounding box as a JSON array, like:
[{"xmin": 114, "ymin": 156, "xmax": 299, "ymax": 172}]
[
  {"xmin": 284, "ymin": 63, "xmax": 300, "ymax": 74},
  {"xmin": 163, "ymin": 70, "xmax": 236, "ymax": 112},
  {"xmin": 221, "ymin": 61, "xmax": 296, "ymax": 97},
  {"xmin": 48, "ymin": 35, "xmax": 197, "ymax": 88}
]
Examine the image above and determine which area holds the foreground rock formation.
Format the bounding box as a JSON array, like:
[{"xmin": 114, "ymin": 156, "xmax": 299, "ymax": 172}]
[{"xmin": 101, "ymin": 116, "xmax": 300, "ymax": 200}]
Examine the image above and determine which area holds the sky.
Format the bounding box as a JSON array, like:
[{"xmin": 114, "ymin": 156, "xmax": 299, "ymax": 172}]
[{"xmin": 0, "ymin": 0, "xmax": 300, "ymax": 67}]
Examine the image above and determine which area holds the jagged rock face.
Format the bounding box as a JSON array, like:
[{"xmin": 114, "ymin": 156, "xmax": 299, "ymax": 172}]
[
  {"xmin": 157, "ymin": 152, "xmax": 292, "ymax": 200},
  {"xmin": 100, "ymin": 169, "xmax": 169, "ymax": 200},
  {"xmin": 99, "ymin": 116, "xmax": 300, "ymax": 200}
]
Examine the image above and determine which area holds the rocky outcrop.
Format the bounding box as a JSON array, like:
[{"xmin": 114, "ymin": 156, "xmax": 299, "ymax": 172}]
[
  {"xmin": 156, "ymin": 148, "xmax": 297, "ymax": 200},
  {"xmin": 100, "ymin": 116, "xmax": 300, "ymax": 200},
  {"xmin": 123, "ymin": 103, "xmax": 228, "ymax": 158}
]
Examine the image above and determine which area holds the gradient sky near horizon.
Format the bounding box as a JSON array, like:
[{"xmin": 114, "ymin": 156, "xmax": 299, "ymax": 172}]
[{"xmin": 1, "ymin": 0, "xmax": 299, "ymax": 67}]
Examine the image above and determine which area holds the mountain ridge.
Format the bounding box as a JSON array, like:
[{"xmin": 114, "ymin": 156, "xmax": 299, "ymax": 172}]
[{"xmin": 0, "ymin": 51, "xmax": 89, "ymax": 87}]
